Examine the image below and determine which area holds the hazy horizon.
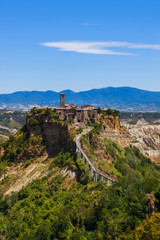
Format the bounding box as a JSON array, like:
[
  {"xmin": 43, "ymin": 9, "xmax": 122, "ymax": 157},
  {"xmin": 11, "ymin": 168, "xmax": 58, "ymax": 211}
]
[{"xmin": 0, "ymin": 85, "xmax": 160, "ymax": 95}]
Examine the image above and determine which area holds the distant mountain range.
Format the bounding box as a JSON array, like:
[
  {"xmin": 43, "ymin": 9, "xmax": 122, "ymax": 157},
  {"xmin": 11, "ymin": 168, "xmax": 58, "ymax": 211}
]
[{"xmin": 0, "ymin": 87, "xmax": 160, "ymax": 112}]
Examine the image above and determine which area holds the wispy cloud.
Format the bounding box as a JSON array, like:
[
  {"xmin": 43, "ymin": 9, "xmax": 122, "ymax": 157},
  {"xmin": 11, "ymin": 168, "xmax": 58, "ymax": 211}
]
[{"xmin": 40, "ymin": 41, "xmax": 160, "ymax": 55}]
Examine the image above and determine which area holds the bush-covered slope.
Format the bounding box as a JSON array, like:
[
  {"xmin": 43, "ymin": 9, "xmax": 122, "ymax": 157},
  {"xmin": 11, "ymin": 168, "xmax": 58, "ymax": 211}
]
[
  {"xmin": 0, "ymin": 120, "xmax": 160, "ymax": 239},
  {"xmin": 0, "ymin": 149, "xmax": 160, "ymax": 239},
  {"xmin": 0, "ymin": 110, "xmax": 26, "ymax": 128},
  {"xmin": 0, "ymin": 110, "xmax": 27, "ymax": 143}
]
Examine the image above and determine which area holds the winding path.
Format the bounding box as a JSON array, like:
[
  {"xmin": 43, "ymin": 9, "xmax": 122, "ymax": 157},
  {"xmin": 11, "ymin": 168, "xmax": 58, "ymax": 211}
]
[{"xmin": 76, "ymin": 127, "xmax": 116, "ymax": 185}]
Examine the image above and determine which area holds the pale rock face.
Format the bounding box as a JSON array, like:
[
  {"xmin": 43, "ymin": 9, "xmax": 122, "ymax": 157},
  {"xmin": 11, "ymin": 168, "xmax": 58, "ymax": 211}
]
[
  {"xmin": 123, "ymin": 123, "xmax": 160, "ymax": 163},
  {"xmin": 100, "ymin": 117, "xmax": 160, "ymax": 163}
]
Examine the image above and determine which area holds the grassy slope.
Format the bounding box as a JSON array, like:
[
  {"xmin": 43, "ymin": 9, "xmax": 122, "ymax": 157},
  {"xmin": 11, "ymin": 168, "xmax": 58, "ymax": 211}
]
[
  {"xmin": 120, "ymin": 112, "xmax": 160, "ymax": 124},
  {"xmin": 0, "ymin": 110, "xmax": 27, "ymax": 143}
]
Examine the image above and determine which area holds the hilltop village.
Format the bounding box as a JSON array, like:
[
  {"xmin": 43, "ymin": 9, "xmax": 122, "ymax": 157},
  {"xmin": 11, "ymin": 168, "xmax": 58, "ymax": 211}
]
[
  {"xmin": 38, "ymin": 93, "xmax": 120, "ymax": 128},
  {"xmin": 53, "ymin": 93, "xmax": 98, "ymax": 123}
]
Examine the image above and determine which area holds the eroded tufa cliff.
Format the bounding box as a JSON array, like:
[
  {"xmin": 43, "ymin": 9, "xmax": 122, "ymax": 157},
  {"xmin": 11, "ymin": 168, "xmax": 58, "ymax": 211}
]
[
  {"xmin": 26, "ymin": 108, "xmax": 76, "ymax": 156},
  {"xmin": 0, "ymin": 108, "xmax": 76, "ymax": 195},
  {"xmin": 99, "ymin": 114, "xmax": 120, "ymax": 130}
]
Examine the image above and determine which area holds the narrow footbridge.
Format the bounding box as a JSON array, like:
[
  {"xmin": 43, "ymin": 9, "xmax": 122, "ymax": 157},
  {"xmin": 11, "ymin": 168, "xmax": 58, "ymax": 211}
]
[{"xmin": 76, "ymin": 127, "xmax": 116, "ymax": 186}]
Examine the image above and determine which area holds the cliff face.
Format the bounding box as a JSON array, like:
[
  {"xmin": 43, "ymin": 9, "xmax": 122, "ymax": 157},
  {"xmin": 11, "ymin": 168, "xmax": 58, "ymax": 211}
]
[
  {"xmin": 26, "ymin": 112, "xmax": 75, "ymax": 157},
  {"xmin": 99, "ymin": 115, "xmax": 120, "ymax": 130},
  {"xmin": 25, "ymin": 108, "xmax": 121, "ymax": 159},
  {"xmin": 0, "ymin": 110, "xmax": 76, "ymax": 195},
  {"xmin": 122, "ymin": 122, "xmax": 160, "ymax": 163}
]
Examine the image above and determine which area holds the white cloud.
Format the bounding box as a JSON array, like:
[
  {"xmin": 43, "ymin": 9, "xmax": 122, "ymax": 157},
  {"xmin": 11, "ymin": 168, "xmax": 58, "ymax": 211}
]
[{"xmin": 40, "ymin": 41, "xmax": 160, "ymax": 55}]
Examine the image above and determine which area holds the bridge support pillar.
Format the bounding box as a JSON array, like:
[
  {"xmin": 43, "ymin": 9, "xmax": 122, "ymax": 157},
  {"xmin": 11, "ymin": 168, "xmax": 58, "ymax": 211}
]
[
  {"xmin": 94, "ymin": 172, "xmax": 97, "ymax": 182},
  {"xmin": 93, "ymin": 171, "xmax": 95, "ymax": 181},
  {"xmin": 77, "ymin": 150, "xmax": 81, "ymax": 159},
  {"xmin": 85, "ymin": 159, "xmax": 88, "ymax": 171},
  {"xmin": 81, "ymin": 155, "xmax": 83, "ymax": 164},
  {"xmin": 100, "ymin": 175, "xmax": 104, "ymax": 182},
  {"xmin": 89, "ymin": 166, "xmax": 92, "ymax": 178},
  {"xmin": 105, "ymin": 178, "xmax": 110, "ymax": 186},
  {"xmin": 99, "ymin": 174, "xmax": 101, "ymax": 182}
]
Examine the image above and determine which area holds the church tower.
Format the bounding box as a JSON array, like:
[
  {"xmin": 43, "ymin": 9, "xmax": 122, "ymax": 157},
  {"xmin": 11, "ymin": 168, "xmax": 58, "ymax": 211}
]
[{"xmin": 60, "ymin": 93, "xmax": 65, "ymax": 107}]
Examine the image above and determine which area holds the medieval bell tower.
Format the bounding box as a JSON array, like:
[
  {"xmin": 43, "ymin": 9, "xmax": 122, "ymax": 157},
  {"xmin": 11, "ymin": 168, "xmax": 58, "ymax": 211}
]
[{"xmin": 60, "ymin": 93, "xmax": 65, "ymax": 107}]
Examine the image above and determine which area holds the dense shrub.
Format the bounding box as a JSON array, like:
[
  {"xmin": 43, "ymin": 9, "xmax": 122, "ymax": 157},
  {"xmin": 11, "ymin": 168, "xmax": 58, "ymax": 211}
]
[
  {"xmin": 0, "ymin": 144, "xmax": 160, "ymax": 239},
  {"xmin": 0, "ymin": 130, "xmax": 29, "ymax": 163},
  {"xmin": 50, "ymin": 152, "xmax": 71, "ymax": 168}
]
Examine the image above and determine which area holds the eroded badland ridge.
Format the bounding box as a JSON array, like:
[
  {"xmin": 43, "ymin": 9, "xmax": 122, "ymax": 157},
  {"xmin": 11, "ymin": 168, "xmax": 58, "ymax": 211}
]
[{"xmin": 120, "ymin": 114, "xmax": 160, "ymax": 163}]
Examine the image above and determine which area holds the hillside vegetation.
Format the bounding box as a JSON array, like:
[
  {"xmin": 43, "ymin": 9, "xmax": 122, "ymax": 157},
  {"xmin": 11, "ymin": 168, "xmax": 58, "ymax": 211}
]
[
  {"xmin": 120, "ymin": 112, "xmax": 160, "ymax": 124},
  {"xmin": 0, "ymin": 109, "xmax": 160, "ymax": 239},
  {"xmin": 0, "ymin": 110, "xmax": 26, "ymax": 143},
  {"xmin": 0, "ymin": 147, "xmax": 160, "ymax": 239},
  {"xmin": 0, "ymin": 110, "xmax": 26, "ymax": 128}
]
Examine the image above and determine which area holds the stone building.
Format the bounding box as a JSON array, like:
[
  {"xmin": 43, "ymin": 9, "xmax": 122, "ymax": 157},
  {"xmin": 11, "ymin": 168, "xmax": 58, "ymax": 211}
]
[{"xmin": 54, "ymin": 93, "xmax": 98, "ymax": 123}]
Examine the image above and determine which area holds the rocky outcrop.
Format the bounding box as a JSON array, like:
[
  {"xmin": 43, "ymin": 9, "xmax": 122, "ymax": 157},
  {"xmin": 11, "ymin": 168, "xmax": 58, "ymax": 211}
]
[
  {"xmin": 123, "ymin": 123, "xmax": 160, "ymax": 163},
  {"xmin": 99, "ymin": 115, "xmax": 120, "ymax": 130},
  {"xmin": 26, "ymin": 113, "xmax": 75, "ymax": 157},
  {"xmin": 101, "ymin": 127, "xmax": 131, "ymax": 148}
]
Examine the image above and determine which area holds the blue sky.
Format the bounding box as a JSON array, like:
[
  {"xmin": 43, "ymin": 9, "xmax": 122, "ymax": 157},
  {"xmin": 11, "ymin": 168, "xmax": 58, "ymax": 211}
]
[{"xmin": 1, "ymin": 0, "xmax": 160, "ymax": 93}]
